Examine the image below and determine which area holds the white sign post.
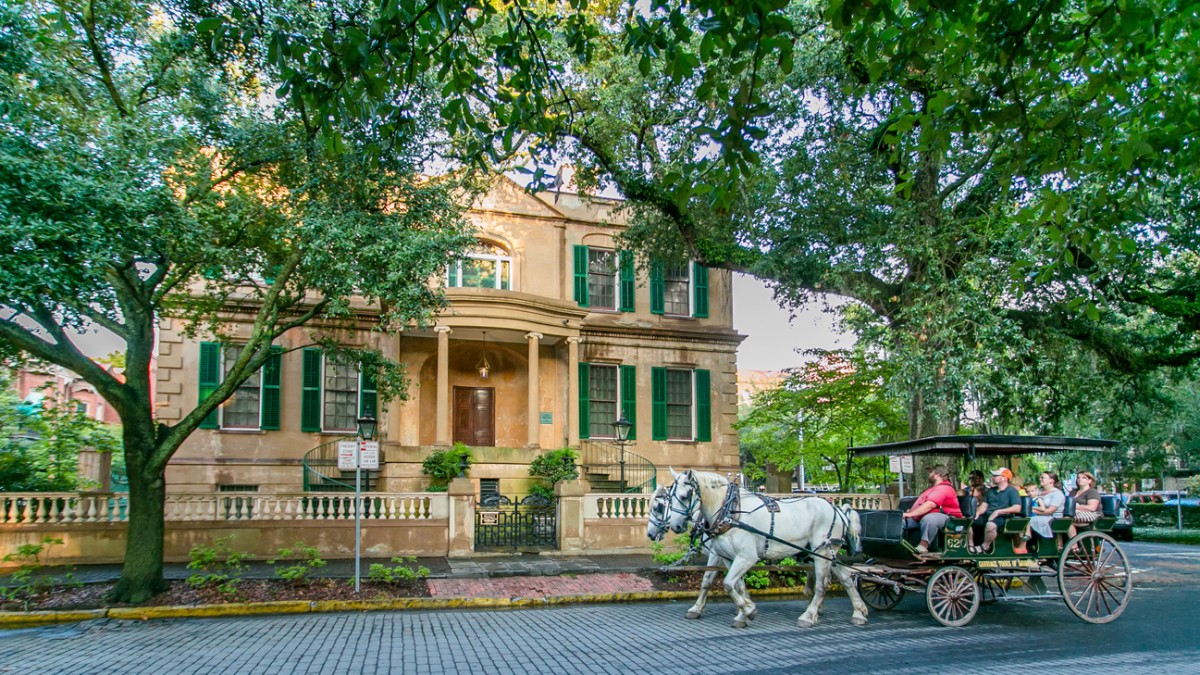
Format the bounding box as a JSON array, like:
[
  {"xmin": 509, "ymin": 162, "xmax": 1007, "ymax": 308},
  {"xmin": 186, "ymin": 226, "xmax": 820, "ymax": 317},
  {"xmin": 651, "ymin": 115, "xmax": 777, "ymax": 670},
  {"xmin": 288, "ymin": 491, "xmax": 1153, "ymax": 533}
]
[
  {"xmin": 890, "ymin": 455, "xmax": 914, "ymax": 499},
  {"xmin": 338, "ymin": 439, "xmax": 379, "ymax": 593}
]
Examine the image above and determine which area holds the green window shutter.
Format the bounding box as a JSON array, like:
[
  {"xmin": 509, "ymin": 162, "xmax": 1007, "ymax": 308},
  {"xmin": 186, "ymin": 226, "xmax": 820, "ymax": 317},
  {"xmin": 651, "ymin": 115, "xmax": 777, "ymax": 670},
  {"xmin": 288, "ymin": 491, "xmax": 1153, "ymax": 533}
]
[
  {"xmin": 573, "ymin": 245, "xmax": 589, "ymax": 307},
  {"xmin": 620, "ymin": 364, "xmax": 637, "ymax": 441},
  {"xmin": 578, "ymin": 361, "xmax": 590, "ymax": 439},
  {"xmin": 619, "ymin": 251, "xmax": 635, "ymax": 312},
  {"xmin": 359, "ymin": 366, "xmax": 378, "ymax": 420},
  {"xmin": 693, "ymin": 262, "xmax": 709, "ymax": 318},
  {"xmin": 198, "ymin": 342, "xmax": 220, "ymax": 429},
  {"xmin": 649, "ymin": 259, "xmax": 665, "ymax": 315},
  {"xmin": 651, "ymin": 367, "xmax": 667, "ymax": 441},
  {"xmin": 695, "ymin": 369, "xmax": 712, "ymax": 442},
  {"xmin": 301, "ymin": 348, "xmax": 322, "ymax": 432},
  {"xmin": 261, "ymin": 345, "xmax": 283, "ymax": 430},
  {"xmin": 448, "ymin": 262, "xmax": 459, "ymax": 287}
]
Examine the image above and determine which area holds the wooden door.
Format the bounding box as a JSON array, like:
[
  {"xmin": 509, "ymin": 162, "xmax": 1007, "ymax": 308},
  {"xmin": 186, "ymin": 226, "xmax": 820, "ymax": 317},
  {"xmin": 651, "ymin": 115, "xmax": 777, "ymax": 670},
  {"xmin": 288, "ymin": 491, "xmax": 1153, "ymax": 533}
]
[{"xmin": 453, "ymin": 387, "xmax": 495, "ymax": 446}]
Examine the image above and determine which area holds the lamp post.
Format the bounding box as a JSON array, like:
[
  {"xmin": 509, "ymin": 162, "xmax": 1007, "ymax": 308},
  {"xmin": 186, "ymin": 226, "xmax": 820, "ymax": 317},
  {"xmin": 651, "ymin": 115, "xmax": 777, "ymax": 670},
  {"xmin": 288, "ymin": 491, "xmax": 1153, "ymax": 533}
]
[
  {"xmin": 353, "ymin": 416, "xmax": 377, "ymax": 593},
  {"xmin": 614, "ymin": 415, "xmax": 632, "ymax": 493}
]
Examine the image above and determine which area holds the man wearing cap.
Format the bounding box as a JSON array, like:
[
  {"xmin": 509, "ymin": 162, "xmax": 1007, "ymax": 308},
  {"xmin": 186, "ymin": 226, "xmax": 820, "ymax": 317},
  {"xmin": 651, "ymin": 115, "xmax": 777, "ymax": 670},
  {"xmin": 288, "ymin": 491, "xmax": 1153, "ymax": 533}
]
[{"xmin": 977, "ymin": 467, "xmax": 1022, "ymax": 553}]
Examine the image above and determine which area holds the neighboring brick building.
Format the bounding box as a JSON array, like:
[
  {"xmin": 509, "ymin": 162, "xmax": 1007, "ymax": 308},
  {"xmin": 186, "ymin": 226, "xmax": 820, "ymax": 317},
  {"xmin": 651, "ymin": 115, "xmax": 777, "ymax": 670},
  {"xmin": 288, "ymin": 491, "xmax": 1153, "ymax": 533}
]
[
  {"xmin": 10, "ymin": 362, "xmax": 123, "ymax": 425},
  {"xmin": 154, "ymin": 178, "xmax": 745, "ymax": 494}
]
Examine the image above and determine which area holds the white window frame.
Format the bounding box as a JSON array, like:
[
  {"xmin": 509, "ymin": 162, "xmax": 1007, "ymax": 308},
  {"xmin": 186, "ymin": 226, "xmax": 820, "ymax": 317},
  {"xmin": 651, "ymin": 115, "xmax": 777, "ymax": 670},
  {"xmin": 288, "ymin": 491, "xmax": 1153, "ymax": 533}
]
[
  {"xmin": 587, "ymin": 363, "xmax": 626, "ymax": 439},
  {"xmin": 586, "ymin": 248, "xmax": 619, "ymax": 311},
  {"xmin": 320, "ymin": 355, "xmax": 365, "ymax": 434},
  {"xmin": 447, "ymin": 245, "xmax": 513, "ymax": 290},
  {"xmin": 218, "ymin": 344, "xmax": 263, "ymax": 431},
  {"xmin": 663, "ymin": 263, "xmax": 693, "ymax": 317},
  {"xmin": 665, "ymin": 368, "xmax": 696, "ymax": 441}
]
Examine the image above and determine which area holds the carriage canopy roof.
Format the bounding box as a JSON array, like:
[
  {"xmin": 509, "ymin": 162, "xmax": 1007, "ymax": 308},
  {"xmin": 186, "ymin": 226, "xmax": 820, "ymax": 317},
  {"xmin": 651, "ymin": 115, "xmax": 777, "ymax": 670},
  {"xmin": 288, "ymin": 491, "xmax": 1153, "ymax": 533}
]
[{"xmin": 849, "ymin": 435, "xmax": 1118, "ymax": 459}]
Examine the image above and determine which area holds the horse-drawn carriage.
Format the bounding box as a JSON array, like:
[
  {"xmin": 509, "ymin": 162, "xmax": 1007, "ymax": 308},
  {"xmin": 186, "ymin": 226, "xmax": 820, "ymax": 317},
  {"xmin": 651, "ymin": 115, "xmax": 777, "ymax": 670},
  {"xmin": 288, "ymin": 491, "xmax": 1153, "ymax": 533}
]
[
  {"xmin": 654, "ymin": 435, "xmax": 1131, "ymax": 629},
  {"xmin": 848, "ymin": 435, "xmax": 1131, "ymax": 626}
]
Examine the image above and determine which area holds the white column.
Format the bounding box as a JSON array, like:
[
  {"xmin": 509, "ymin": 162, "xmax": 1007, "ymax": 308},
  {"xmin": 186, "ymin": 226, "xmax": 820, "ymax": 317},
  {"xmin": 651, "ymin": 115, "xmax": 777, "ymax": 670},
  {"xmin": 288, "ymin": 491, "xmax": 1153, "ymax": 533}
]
[
  {"xmin": 525, "ymin": 332, "xmax": 543, "ymax": 448},
  {"xmin": 434, "ymin": 326, "xmax": 452, "ymax": 447},
  {"xmin": 567, "ymin": 336, "xmax": 580, "ymax": 448}
]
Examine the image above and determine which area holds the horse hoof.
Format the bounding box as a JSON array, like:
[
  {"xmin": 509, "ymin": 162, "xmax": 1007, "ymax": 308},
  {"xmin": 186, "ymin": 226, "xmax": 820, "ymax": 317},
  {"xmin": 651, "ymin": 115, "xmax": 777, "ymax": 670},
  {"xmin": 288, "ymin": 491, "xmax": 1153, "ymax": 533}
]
[
  {"xmin": 732, "ymin": 619, "xmax": 747, "ymax": 629},
  {"xmin": 747, "ymin": 608, "xmax": 757, "ymax": 621},
  {"xmin": 852, "ymin": 616, "xmax": 868, "ymax": 626},
  {"xmin": 796, "ymin": 618, "xmax": 815, "ymax": 629},
  {"xmin": 685, "ymin": 610, "xmax": 702, "ymax": 620}
]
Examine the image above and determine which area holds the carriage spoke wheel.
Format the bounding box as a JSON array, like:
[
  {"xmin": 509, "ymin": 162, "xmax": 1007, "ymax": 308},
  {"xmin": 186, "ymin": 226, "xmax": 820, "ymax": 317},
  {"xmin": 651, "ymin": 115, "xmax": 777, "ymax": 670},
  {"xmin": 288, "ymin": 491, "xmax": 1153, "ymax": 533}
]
[
  {"xmin": 1058, "ymin": 531, "xmax": 1131, "ymax": 624},
  {"xmin": 926, "ymin": 566, "xmax": 980, "ymax": 627},
  {"xmin": 857, "ymin": 576, "xmax": 905, "ymax": 611}
]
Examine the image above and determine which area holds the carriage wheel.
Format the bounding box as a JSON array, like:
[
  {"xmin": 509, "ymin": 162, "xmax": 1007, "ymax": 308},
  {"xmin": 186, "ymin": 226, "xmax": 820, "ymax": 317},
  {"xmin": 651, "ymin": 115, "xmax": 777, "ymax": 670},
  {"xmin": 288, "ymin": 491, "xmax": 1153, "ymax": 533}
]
[
  {"xmin": 1058, "ymin": 531, "xmax": 1131, "ymax": 624},
  {"xmin": 926, "ymin": 566, "xmax": 980, "ymax": 627},
  {"xmin": 857, "ymin": 576, "xmax": 905, "ymax": 611}
]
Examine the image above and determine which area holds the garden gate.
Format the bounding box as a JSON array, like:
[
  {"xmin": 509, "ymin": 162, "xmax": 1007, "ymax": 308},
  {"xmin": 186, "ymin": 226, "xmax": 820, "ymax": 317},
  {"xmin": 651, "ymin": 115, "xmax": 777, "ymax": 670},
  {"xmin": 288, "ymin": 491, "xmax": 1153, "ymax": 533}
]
[{"xmin": 474, "ymin": 494, "xmax": 557, "ymax": 550}]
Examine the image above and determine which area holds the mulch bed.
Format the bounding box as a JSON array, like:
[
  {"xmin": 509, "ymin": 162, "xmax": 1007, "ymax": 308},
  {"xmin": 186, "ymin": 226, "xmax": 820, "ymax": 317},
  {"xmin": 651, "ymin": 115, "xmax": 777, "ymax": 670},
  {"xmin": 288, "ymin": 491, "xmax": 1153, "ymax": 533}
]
[
  {"xmin": 643, "ymin": 570, "xmax": 808, "ymax": 592},
  {"xmin": 1, "ymin": 578, "xmax": 430, "ymax": 612}
]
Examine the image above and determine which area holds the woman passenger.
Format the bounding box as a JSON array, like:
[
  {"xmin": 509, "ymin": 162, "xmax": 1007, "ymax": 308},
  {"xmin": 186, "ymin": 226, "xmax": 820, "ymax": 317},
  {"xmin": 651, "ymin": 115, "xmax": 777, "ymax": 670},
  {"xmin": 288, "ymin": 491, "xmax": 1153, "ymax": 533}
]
[
  {"xmin": 1023, "ymin": 471, "xmax": 1065, "ymax": 547},
  {"xmin": 1068, "ymin": 471, "xmax": 1102, "ymax": 538}
]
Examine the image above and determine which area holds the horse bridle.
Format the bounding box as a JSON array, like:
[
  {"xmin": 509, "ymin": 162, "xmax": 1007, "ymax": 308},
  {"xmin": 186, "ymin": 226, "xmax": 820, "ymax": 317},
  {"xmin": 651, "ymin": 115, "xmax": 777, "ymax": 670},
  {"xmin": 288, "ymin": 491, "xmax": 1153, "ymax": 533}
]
[{"xmin": 667, "ymin": 472, "xmax": 703, "ymax": 533}]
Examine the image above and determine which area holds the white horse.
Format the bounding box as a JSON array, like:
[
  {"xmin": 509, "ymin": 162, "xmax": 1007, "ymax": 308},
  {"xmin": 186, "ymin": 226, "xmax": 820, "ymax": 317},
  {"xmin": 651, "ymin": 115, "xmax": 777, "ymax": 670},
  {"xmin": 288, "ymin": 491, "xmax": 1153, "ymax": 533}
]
[{"xmin": 665, "ymin": 469, "xmax": 869, "ymax": 629}]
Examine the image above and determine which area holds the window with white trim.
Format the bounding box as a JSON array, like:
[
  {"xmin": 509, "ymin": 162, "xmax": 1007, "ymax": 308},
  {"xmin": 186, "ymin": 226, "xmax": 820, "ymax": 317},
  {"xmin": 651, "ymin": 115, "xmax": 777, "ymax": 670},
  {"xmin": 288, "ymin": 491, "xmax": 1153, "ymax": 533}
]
[
  {"xmin": 588, "ymin": 364, "xmax": 619, "ymax": 438},
  {"xmin": 221, "ymin": 344, "xmax": 261, "ymax": 429},
  {"xmin": 587, "ymin": 248, "xmax": 617, "ymax": 311},
  {"xmin": 448, "ymin": 243, "xmax": 512, "ymax": 290},
  {"xmin": 663, "ymin": 263, "xmax": 691, "ymax": 316},
  {"xmin": 322, "ymin": 358, "xmax": 360, "ymax": 433},
  {"xmin": 665, "ymin": 369, "xmax": 694, "ymax": 440}
]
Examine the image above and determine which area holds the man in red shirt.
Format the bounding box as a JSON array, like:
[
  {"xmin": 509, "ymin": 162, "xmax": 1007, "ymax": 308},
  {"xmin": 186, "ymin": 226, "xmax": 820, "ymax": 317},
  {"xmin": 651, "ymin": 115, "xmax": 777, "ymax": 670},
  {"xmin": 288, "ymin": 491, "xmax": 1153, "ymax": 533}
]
[{"xmin": 902, "ymin": 465, "xmax": 962, "ymax": 554}]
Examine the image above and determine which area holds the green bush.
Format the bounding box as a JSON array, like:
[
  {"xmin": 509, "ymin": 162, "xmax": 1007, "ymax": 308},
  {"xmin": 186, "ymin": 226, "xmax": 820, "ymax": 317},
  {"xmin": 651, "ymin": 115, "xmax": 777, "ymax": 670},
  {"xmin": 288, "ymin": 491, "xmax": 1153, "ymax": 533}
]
[
  {"xmin": 422, "ymin": 443, "xmax": 472, "ymax": 489},
  {"xmin": 367, "ymin": 556, "xmax": 431, "ymax": 584},
  {"xmin": 1130, "ymin": 504, "xmax": 1200, "ymax": 529},
  {"xmin": 1133, "ymin": 527, "xmax": 1200, "ymax": 545},
  {"xmin": 0, "ymin": 537, "xmax": 74, "ymax": 610},
  {"xmin": 529, "ymin": 448, "xmax": 579, "ymax": 488},
  {"xmin": 186, "ymin": 537, "xmax": 249, "ymax": 596},
  {"xmin": 651, "ymin": 534, "xmax": 692, "ymax": 566},
  {"xmin": 529, "ymin": 484, "xmax": 556, "ymax": 500},
  {"xmin": 744, "ymin": 563, "xmax": 770, "ymax": 589},
  {"xmin": 268, "ymin": 541, "xmax": 327, "ymax": 584}
]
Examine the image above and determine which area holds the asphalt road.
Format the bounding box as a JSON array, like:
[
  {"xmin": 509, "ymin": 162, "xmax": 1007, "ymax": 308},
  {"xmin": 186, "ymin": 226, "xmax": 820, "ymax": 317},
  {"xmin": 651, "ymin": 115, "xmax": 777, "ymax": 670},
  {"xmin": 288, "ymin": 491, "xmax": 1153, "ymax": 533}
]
[{"xmin": 2, "ymin": 542, "xmax": 1198, "ymax": 675}]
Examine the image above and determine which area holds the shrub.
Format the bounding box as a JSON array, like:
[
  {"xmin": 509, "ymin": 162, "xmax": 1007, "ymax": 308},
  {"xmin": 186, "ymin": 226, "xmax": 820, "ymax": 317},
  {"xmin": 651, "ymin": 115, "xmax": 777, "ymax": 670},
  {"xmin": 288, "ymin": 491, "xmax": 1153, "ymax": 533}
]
[
  {"xmin": 528, "ymin": 448, "xmax": 579, "ymax": 488},
  {"xmin": 529, "ymin": 484, "xmax": 556, "ymax": 500},
  {"xmin": 268, "ymin": 542, "xmax": 327, "ymax": 584},
  {"xmin": 0, "ymin": 537, "xmax": 68, "ymax": 610},
  {"xmin": 743, "ymin": 563, "xmax": 770, "ymax": 589},
  {"xmin": 186, "ymin": 537, "xmax": 249, "ymax": 596},
  {"xmin": 1130, "ymin": 504, "xmax": 1200, "ymax": 529},
  {"xmin": 422, "ymin": 443, "xmax": 472, "ymax": 489},
  {"xmin": 367, "ymin": 556, "xmax": 431, "ymax": 584},
  {"xmin": 651, "ymin": 534, "xmax": 692, "ymax": 566}
]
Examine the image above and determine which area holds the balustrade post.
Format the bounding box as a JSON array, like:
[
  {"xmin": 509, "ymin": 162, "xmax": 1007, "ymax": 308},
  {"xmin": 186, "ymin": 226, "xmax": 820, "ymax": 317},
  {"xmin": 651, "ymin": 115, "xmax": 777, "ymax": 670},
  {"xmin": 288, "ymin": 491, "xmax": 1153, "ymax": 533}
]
[{"xmin": 554, "ymin": 479, "xmax": 587, "ymax": 553}]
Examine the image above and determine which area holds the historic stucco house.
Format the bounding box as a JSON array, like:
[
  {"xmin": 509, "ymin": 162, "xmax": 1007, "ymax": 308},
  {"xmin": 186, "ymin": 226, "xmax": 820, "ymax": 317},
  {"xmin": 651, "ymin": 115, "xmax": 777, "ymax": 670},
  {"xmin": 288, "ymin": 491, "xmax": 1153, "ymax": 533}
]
[{"xmin": 154, "ymin": 178, "xmax": 745, "ymax": 496}]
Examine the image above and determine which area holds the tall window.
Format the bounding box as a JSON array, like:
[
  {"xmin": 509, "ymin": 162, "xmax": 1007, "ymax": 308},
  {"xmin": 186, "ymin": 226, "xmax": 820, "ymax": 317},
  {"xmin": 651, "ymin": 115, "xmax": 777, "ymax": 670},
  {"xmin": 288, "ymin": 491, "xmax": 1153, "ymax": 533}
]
[
  {"xmin": 221, "ymin": 344, "xmax": 262, "ymax": 429},
  {"xmin": 587, "ymin": 249, "xmax": 617, "ymax": 311},
  {"xmin": 665, "ymin": 369, "xmax": 693, "ymax": 439},
  {"xmin": 449, "ymin": 243, "xmax": 511, "ymax": 290},
  {"xmin": 322, "ymin": 359, "xmax": 359, "ymax": 432},
  {"xmin": 588, "ymin": 364, "xmax": 618, "ymax": 438},
  {"xmin": 663, "ymin": 264, "xmax": 690, "ymax": 316}
]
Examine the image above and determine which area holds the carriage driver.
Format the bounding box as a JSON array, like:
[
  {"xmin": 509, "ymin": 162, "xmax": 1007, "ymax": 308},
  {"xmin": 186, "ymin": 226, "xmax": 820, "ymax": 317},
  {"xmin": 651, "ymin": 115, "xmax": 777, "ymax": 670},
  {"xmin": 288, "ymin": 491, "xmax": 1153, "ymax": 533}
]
[{"xmin": 901, "ymin": 465, "xmax": 962, "ymax": 554}]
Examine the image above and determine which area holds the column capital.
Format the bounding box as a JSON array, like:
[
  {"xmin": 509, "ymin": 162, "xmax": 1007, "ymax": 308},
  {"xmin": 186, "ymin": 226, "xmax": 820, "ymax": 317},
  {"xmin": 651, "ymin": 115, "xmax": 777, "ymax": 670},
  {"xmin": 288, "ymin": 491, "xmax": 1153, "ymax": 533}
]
[
  {"xmin": 433, "ymin": 326, "xmax": 452, "ymax": 334},
  {"xmin": 525, "ymin": 332, "xmax": 543, "ymax": 341},
  {"xmin": 566, "ymin": 336, "xmax": 580, "ymax": 344}
]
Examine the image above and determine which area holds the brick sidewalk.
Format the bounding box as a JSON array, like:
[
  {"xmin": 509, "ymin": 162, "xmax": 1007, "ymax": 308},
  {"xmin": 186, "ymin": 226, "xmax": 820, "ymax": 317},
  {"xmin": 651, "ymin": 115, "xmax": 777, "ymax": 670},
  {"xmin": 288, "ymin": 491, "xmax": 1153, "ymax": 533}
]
[{"xmin": 429, "ymin": 572, "xmax": 657, "ymax": 598}]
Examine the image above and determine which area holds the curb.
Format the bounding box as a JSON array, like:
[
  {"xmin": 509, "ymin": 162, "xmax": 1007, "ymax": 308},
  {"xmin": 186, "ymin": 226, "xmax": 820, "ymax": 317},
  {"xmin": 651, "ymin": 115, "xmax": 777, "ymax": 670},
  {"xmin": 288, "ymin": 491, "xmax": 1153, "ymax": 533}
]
[{"xmin": 0, "ymin": 585, "xmax": 819, "ymax": 629}]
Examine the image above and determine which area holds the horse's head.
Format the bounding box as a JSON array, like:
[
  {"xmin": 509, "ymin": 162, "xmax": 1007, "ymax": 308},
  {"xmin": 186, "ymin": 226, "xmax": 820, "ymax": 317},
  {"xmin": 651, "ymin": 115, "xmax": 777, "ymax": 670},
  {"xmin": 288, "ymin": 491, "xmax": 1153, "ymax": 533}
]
[
  {"xmin": 646, "ymin": 485, "xmax": 671, "ymax": 542},
  {"xmin": 665, "ymin": 469, "xmax": 700, "ymax": 534}
]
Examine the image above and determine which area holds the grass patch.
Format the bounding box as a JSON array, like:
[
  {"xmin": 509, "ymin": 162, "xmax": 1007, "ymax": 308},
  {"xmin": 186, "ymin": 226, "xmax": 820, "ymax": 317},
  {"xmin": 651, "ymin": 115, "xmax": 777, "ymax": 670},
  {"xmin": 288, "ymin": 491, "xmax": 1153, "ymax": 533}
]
[{"xmin": 1133, "ymin": 527, "xmax": 1200, "ymax": 545}]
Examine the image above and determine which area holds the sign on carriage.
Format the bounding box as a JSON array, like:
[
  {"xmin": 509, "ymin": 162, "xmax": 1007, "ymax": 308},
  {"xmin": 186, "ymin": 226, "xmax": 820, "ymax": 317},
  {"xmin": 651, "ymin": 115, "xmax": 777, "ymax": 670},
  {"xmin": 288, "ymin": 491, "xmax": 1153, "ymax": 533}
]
[{"xmin": 888, "ymin": 454, "xmax": 913, "ymax": 474}]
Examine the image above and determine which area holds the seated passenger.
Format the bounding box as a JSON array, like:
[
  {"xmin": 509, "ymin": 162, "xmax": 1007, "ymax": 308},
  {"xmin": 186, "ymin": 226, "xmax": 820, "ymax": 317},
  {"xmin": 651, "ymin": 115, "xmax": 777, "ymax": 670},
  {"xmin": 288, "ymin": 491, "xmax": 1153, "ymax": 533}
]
[
  {"xmin": 976, "ymin": 467, "xmax": 1022, "ymax": 554},
  {"xmin": 1021, "ymin": 471, "xmax": 1065, "ymax": 550},
  {"xmin": 901, "ymin": 465, "xmax": 962, "ymax": 554},
  {"xmin": 960, "ymin": 470, "xmax": 986, "ymax": 497},
  {"xmin": 1068, "ymin": 471, "xmax": 1102, "ymax": 538}
]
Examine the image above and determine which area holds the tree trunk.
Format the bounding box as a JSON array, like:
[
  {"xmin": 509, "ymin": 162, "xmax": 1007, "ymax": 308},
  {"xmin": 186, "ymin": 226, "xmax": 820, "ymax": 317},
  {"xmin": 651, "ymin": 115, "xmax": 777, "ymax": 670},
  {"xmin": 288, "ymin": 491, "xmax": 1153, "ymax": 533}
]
[{"xmin": 107, "ymin": 416, "xmax": 168, "ymax": 603}]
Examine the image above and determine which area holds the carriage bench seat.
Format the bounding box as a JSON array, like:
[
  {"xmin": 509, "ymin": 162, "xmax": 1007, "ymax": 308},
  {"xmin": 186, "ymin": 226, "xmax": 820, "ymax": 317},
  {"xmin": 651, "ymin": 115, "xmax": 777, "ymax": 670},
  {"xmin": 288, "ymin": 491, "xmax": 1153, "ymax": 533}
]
[{"xmin": 1002, "ymin": 517, "xmax": 1031, "ymax": 535}]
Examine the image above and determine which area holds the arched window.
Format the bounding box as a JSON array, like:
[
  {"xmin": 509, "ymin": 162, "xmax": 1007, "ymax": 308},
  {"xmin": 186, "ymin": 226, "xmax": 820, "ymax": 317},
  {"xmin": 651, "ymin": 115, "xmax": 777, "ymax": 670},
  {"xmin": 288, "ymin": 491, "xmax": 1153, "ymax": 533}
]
[{"xmin": 448, "ymin": 242, "xmax": 512, "ymax": 290}]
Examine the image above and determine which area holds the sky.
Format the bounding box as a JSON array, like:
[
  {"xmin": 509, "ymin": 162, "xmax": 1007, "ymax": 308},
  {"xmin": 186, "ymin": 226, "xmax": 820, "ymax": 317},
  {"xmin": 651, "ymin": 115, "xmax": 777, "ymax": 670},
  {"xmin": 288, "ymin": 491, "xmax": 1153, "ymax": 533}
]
[{"xmin": 731, "ymin": 274, "xmax": 854, "ymax": 372}]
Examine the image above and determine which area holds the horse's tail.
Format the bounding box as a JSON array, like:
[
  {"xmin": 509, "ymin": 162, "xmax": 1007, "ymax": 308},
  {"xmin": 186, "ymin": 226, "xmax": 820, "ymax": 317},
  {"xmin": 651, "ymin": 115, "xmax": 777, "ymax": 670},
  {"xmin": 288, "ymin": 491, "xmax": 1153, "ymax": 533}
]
[{"xmin": 841, "ymin": 505, "xmax": 862, "ymax": 556}]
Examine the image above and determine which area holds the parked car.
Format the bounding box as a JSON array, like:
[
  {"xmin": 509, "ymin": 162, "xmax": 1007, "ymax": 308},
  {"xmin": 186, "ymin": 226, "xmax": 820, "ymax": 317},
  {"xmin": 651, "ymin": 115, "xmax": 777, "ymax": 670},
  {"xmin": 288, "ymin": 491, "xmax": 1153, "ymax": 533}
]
[
  {"xmin": 1162, "ymin": 497, "xmax": 1200, "ymax": 507},
  {"xmin": 1127, "ymin": 493, "xmax": 1164, "ymax": 504}
]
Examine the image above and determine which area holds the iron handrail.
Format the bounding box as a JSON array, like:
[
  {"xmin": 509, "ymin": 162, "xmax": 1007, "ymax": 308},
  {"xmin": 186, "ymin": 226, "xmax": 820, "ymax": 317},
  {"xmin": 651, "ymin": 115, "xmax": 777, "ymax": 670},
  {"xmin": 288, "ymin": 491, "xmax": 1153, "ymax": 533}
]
[
  {"xmin": 302, "ymin": 436, "xmax": 362, "ymax": 492},
  {"xmin": 579, "ymin": 439, "xmax": 657, "ymax": 493}
]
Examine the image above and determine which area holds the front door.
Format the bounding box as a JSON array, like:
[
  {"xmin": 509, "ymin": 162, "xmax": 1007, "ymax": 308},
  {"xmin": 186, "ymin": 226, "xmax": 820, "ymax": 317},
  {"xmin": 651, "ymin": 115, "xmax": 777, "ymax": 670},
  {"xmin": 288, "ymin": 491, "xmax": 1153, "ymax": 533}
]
[{"xmin": 453, "ymin": 387, "xmax": 495, "ymax": 446}]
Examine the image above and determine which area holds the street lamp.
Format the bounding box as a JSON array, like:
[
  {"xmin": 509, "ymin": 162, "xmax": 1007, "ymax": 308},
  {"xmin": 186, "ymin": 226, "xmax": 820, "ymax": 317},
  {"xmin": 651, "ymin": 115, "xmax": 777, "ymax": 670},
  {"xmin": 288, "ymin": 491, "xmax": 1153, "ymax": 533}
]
[
  {"xmin": 614, "ymin": 414, "xmax": 632, "ymax": 492},
  {"xmin": 356, "ymin": 416, "xmax": 378, "ymax": 442}
]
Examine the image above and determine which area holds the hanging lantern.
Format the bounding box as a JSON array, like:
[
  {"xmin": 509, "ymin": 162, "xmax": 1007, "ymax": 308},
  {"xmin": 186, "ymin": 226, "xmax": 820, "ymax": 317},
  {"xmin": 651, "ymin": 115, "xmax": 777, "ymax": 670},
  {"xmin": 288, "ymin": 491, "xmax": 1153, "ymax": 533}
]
[{"xmin": 476, "ymin": 331, "xmax": 491, "ymax": 379}]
